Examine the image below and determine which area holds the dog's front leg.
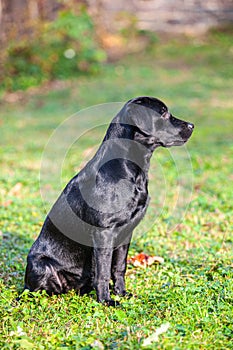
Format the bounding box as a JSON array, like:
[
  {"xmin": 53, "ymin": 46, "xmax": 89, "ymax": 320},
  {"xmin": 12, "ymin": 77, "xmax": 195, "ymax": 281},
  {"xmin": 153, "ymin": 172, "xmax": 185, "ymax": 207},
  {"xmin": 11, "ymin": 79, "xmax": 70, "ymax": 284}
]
[
  {"xmin": 93, "ymin": 246, "xmax": 117, "ymax": 306},
  {"xmin": 111, "ymin": 243, "xmax": 130, "ymax": 296}
]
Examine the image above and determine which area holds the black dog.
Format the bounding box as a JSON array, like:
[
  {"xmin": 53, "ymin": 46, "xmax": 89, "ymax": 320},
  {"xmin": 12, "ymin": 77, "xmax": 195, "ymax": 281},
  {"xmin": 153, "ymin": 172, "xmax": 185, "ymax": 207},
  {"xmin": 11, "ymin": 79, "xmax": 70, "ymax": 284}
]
[{"xmin": 24, "ymin": 97, "xmax": 194, "ymax": 306}]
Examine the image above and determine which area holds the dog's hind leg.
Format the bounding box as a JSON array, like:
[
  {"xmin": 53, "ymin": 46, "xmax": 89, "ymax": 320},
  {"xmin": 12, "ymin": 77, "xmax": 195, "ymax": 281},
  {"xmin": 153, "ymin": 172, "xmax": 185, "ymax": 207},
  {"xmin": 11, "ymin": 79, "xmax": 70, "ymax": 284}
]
[{"xmin": 25, "ymin": 255, "xmax": 64, "ymax": 295}]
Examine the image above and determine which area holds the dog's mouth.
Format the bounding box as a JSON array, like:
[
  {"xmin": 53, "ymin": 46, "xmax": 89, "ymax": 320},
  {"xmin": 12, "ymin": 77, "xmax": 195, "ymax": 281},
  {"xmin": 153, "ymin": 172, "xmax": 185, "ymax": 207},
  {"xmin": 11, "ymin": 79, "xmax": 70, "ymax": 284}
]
[
  {"xmin": 170, "ymin": 140, "xmax": 186, "ymax": 147},
  {"xmin": 159, "ymin": 139, "xmax": 187, "ymax": 148},
  {"xmin": 159, "ymin": 122, "xmax": 194, "ymax": 148}
]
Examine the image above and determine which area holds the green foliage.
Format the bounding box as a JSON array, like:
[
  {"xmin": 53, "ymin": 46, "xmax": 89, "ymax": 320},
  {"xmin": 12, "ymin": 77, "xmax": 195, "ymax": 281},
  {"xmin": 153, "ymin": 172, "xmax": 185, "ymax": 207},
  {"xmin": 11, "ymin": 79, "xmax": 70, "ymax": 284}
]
[
  {"xmin": 0, "ymin": 30, "xmax": 233, "ymax": 348},
  {"xmin": 2, "ymin": 7, "xmax": 106, "ymax": 91}
]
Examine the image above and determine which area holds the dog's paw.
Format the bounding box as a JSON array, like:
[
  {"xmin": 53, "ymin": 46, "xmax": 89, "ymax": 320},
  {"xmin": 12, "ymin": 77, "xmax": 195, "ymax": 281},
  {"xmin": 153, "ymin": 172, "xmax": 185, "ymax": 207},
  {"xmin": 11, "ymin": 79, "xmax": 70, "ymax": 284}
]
[
  {"xmin": 122, "ymin": 291, "xmax": 133, "ymax": 299},
  {"xmin": 104, "ymin": 299, "xmax": 120, "ymax": 307},
  {"xmin": 113, "ymin": 289, "xmax": 133, "ymax": 298}
]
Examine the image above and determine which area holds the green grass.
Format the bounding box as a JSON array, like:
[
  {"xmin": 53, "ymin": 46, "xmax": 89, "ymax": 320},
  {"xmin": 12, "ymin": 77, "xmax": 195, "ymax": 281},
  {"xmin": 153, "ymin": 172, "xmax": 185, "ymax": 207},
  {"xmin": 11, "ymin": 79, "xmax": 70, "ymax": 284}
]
[{"xmin": 1, "ymin": 30, "xmax": 233, "ymax": 349}]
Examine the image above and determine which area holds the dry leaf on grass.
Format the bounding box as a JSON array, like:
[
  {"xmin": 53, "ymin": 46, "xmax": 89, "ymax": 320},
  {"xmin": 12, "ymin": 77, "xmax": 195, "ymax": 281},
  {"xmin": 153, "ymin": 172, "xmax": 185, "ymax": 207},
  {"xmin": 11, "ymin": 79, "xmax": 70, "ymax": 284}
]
[{"xmin": 127, "ymin": 253, "xmax": 164, "ymax": 268}]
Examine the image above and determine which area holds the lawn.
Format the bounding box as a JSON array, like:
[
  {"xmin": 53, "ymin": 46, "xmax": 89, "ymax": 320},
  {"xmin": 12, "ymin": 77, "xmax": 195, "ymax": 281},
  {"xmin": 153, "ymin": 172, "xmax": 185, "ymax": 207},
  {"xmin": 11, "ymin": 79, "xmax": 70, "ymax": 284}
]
[{"xmin": 0, "ymin": 30, "xmax": 233, "ymax": 349}]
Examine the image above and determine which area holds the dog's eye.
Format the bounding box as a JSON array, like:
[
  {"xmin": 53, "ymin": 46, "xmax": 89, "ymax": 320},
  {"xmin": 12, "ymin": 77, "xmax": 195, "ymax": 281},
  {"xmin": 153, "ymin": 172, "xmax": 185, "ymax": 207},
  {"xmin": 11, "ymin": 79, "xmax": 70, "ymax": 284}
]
[{"xmin": 161, "ymin": 112, "xmax": 170, "ymax": 120}]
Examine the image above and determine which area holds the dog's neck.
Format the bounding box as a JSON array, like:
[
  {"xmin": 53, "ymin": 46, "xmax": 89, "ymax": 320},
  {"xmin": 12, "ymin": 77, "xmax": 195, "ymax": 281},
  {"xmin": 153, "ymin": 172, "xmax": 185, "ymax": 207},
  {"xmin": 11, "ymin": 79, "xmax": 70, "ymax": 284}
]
[{"xmin": 102, "ymin": 122, "xmax": 159, "ymax": 174}]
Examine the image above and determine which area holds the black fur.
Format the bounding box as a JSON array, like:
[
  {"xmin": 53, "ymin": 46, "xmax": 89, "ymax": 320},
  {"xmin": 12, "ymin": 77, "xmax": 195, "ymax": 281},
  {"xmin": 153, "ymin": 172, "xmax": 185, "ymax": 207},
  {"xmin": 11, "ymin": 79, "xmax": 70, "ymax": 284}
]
[{"xmin": 24, "ymin": 96, "xmax": 194, "ymax": 306}]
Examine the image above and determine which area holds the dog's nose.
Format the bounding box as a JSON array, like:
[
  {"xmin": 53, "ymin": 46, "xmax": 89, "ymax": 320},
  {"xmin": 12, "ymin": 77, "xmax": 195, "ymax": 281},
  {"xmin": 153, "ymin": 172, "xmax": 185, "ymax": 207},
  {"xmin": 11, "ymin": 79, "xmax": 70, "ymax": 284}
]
[{"xmin": 187, "ymin": 123, "xmax": 194, "ymax": 130}]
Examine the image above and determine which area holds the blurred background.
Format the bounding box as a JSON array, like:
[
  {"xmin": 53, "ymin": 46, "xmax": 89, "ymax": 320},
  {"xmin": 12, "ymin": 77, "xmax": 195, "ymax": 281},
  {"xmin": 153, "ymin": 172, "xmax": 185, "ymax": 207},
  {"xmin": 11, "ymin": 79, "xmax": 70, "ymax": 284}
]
[{"xmin": 0, "ymin": 0, "xmax": 232, "ymax": 92}]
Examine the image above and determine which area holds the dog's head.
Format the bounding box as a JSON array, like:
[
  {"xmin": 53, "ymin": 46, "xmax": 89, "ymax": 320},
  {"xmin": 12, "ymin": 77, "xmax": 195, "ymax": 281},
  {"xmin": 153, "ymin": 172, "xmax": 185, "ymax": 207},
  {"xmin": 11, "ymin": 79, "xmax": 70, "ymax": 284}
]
[{"xmin": 122, "ymin": 96, "xmax": 194, "ymax": 148}]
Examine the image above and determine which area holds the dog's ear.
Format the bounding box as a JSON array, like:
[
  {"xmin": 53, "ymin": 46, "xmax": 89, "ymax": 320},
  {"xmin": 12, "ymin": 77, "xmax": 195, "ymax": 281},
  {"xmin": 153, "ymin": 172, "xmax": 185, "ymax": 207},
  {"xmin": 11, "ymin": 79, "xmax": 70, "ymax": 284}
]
[{"xmin": 120, "ymin": 100, "xmax": 161, "ymax": 136}]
